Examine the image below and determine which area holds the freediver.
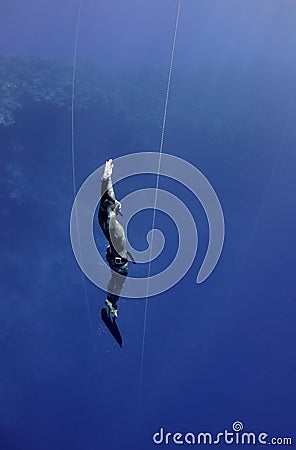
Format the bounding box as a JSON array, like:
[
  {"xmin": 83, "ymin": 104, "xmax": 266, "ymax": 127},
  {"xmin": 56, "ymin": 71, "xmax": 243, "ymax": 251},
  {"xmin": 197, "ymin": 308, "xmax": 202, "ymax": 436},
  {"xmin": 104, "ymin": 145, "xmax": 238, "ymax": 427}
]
[{"xmin": 98, "ymin": 159, "xmax": 135, "ymax": 320}]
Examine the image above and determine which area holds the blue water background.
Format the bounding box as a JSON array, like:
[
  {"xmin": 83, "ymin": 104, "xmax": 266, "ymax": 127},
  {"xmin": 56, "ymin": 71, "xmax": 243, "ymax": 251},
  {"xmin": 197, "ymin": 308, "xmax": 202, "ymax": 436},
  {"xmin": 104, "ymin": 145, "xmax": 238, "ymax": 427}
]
[{"xmin": 1, "ymin": 1, "xmax": 296, "ymax": 449}]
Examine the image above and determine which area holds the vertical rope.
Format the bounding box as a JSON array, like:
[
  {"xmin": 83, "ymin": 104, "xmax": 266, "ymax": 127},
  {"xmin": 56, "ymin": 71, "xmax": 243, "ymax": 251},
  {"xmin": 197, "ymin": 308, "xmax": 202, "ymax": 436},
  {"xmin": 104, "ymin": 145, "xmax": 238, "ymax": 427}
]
[
  {"xmin": 71, "ymin": 5, "xmax": 81, "ymax": 198},
  {"xmin": 245, "ymin": 122, "xmax": 289, "ymax": 256},
  {"xmin": 71, "ymin": 4, "xmax": 97, "ymax": 351},
  {"xmin": 227, "ymin": 119, "xmax": 289, "ymax": 303},
  {"xmin": 138, "ymin": 0, "xmax": 182, "ymax": 408}
]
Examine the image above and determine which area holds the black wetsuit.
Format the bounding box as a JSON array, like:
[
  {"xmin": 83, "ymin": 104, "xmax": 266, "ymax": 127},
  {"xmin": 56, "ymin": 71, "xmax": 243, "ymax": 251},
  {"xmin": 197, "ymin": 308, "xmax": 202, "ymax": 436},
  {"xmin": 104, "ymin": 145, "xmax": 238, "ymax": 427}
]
[{"xmin": 98, "ymin": 186, "xmax": 128, "ymax": 308}]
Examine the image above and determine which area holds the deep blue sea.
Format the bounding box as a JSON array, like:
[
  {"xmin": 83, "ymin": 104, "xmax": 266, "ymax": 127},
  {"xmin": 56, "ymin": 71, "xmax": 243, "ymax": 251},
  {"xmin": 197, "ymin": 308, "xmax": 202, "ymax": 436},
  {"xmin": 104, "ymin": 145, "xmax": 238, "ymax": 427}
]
[{"xmin": 1, "ymin": 1, "xmax": 296, "ymax": 449}]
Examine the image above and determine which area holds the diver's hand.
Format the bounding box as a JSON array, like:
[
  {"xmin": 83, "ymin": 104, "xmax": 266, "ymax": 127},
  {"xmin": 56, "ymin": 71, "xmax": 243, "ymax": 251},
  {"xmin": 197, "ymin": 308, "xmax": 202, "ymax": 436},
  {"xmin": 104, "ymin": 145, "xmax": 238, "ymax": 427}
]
[{"xmin": 102, "ymin": 159, "xmax": 113, "ymax": 179}]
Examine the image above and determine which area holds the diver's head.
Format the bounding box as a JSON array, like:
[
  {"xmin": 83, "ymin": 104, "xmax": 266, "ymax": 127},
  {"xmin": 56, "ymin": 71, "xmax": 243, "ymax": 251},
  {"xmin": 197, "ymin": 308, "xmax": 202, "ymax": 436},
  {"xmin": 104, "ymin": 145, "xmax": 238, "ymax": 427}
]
[{"xmin": 114, "ymin": 200, "xmax": 123, "ymax": 216}]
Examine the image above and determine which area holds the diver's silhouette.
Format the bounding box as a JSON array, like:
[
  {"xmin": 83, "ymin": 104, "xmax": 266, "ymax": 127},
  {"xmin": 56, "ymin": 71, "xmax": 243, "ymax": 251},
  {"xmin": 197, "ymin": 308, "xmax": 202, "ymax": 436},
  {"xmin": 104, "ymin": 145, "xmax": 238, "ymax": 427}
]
[{"xmin": 98, "ymin": 159, "xmax": 135, "ymax": 321}]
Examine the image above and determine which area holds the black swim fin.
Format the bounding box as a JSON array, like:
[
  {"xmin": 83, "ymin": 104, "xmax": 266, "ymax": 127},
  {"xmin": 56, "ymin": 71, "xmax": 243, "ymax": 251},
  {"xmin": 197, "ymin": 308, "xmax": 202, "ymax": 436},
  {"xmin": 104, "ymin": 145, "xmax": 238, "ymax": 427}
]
[{"xmin": 101, "ymin": 308, "xmax": 122, "ymax": 347}]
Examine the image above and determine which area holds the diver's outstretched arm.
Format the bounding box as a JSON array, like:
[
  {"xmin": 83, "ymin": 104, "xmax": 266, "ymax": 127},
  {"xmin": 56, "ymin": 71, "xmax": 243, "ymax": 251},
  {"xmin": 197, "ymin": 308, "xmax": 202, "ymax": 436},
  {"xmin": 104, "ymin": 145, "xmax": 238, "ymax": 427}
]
[{"xmin": 101, "ymin": 158, "xmax": 115, "ymax": 201}]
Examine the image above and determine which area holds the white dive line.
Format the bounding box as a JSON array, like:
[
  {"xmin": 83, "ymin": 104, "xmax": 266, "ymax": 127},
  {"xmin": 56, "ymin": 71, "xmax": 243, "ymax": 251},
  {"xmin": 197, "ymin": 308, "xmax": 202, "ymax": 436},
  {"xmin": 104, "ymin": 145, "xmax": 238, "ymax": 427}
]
[
  {"xmin": 138, "ymin": 0, "xmax": 182, "ymax": 408},
  {"xmin": 71, "ymin": 3, "xmax": 97, "ymax": 352}
]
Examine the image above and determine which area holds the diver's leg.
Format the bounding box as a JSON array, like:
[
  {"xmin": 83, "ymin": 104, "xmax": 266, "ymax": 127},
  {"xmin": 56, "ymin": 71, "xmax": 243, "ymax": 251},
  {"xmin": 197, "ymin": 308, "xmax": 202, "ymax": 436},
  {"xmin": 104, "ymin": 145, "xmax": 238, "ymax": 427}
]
[
  {"xmin": 105, "ymin": 261, "xmax": 121, "ymax": 319},
  {"xmin": 106, "ymin": 265, "xmax": 128, "ymax": 309},
  {"xmin": 107, "ymin": 271, "xmax": 116, "ymax": 295},
  {"xmin": 114, "ymin": 264, "xmax": 128, "ymax": 301},
  {"xmin": 106, "ymin": 271, "xmax": 118, "ymax": 308}
]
